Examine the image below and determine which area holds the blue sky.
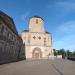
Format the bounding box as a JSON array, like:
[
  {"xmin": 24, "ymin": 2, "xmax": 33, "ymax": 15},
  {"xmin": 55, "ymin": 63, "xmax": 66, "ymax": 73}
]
[{"xmin": 0, "ymin": 0, "xmax": 75, "ymax": 51}]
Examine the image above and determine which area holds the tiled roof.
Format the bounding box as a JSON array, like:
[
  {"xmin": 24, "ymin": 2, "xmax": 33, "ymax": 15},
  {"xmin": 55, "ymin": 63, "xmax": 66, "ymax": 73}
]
[
  {"xmin": 0, "ymin": 10, "xmax": 18, "ymax": 35},
  {"xmin": 22, "ymin": 30, "xmax": 29, "ymax": 32}
]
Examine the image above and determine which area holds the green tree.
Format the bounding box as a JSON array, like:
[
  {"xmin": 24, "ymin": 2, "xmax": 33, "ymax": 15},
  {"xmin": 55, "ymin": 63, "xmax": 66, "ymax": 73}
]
[
  {"xmin": 72, "ymin": 51, "xmax": 75, "ymax": 57},
  {"xmin": 53, "ymin": 49, "xmax": 58, "ymax": 56},
  {"xmin": 58, "ymin": 49, "xmax": 65, "ymax": 55},
  {"xmin": 66, "ymin": 50, "xmax": 72, "ymax": 57},
  {"xmin": 58, "ymin": 49, "xmax": 66, "ymax": 58}
]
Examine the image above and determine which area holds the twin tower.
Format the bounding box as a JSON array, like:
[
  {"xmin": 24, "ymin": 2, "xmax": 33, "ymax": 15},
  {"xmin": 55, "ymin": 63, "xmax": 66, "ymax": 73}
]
[{"xmin": 21, "ymin": 16, "xmax": 54, "ymax": 59}]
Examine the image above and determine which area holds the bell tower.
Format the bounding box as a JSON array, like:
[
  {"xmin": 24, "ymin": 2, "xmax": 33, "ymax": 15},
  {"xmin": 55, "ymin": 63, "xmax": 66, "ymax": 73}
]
[{"xmin": 29, "ymin": 16, "xmax": 45, "ymax": 33}]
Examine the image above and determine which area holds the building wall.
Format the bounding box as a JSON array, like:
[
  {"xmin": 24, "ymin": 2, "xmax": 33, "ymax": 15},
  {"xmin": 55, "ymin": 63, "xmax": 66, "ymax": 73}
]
[
  {"xmin": 21, "ymin": 31, "xmax": 53, "ymax": 59},
  {"xmin": 21, "ymin": 32, "xmax": 52, "ymax": 46},
  {"xmin": 29, "ymin": 17, "xmax": 45, "ymax": 32},
  {"xmin": 24, "ymin": 45, "xmax": 53, "ymax": 59},
  {"xmin": 21, "ymin": 16, "xmax": 54, "ymax": 59},
  {"xmin": 0, "ymin": 12, "xmax": 25, "ymax": 64}
]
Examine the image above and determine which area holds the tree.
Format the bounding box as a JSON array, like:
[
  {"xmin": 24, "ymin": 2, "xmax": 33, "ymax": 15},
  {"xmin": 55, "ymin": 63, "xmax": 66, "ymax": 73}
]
[
  {"xmin": 58, "ymin": 49, "xmax": 66, "ymax": 59},
  {"xmin": 58, "ymin": 49, "xmax": 65, "ymax": 55},
  {"xmin": 72, "ymin": 51, "xmax": 75, "ymax": 57},
  {"xmin": 53, "ymin": 49, "xmax": 58, "ymax": 56},
  {"xmin": 66, "ymin": 50, "xmax": 72, "ymax": 57}
]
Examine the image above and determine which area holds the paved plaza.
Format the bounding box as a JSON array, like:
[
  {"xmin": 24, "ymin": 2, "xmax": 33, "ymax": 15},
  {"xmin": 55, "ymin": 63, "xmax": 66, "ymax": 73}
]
[{"xmin": 0, "ymin": 59, "xmax": 75, "ymax": 75}]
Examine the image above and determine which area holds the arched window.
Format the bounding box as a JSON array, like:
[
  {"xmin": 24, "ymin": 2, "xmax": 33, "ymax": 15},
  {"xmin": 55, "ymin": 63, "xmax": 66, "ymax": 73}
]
[{"xmin": 36, "ymin": 19, "xmax": 38, "ymax": 24}]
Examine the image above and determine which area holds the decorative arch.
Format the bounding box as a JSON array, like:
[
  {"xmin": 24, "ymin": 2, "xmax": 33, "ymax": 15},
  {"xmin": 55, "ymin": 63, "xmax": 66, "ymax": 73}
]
[{"xmin": 32, "ymin": 47, "xmax": 42, "ymax": 59}]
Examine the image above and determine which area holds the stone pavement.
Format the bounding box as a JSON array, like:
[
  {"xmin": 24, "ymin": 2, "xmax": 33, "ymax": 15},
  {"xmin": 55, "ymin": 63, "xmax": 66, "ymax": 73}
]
[
  {"xmin": 0, "ymin": 59, "xmax": 75, "ymax": 75},
  {"xmin": 50, "ymin": 59, "xmax": 75, "ymax": 75}
]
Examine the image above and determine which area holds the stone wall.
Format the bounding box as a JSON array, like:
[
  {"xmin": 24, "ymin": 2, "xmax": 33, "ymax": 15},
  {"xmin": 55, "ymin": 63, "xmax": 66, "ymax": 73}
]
[{"xmin": 0, "ymin": 11, "xmax": 25, "ymax": 64}]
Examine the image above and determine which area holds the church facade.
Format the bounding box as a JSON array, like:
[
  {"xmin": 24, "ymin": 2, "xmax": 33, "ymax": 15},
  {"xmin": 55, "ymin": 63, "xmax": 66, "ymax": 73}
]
[{"xmin": 21, "ymin": 16, "xmax": 54, "ymax": 59}]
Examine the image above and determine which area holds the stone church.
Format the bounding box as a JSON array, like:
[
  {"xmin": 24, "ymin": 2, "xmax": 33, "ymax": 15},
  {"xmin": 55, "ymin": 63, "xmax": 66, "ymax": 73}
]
[{"xmin": 21, "ymin": 16, "xmax": 54, "ymax": 59}]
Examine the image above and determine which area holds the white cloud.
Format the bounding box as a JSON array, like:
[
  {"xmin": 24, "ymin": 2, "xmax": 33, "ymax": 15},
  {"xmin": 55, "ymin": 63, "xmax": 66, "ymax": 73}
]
[
  {"xmin": 46, "ymin": 1, "xmax": 75, "ymax": 51},
  {"xmin": 53, "ymin": 43, "xmax": 75, "ymax": 51},
  {"xmin": 54, "ymin": 34, "xmax": 75, "ymax": 45},
  {"xmin": 53, "ymin": 35, "xmax": 75, "ymax": 51},
  {"xmin": 58, "ymin": 21, "xmax": 75, "ymax": 34},
  {"xmin": 53, "ymin": 21, "xmax": 75, "ymax": 51},
  {"xmin": 65, "ymin": 45, "xmax": 75, "ymax": 51}
]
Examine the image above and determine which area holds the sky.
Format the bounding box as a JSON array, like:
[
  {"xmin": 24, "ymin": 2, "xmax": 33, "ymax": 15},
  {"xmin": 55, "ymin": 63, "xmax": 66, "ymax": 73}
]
[{"xmin": 0, "ymin": 0, "xmax": 75, "ymax": 51}]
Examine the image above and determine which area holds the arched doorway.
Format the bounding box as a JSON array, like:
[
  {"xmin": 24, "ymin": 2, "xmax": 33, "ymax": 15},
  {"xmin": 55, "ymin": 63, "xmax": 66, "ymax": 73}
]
[{"xmin": 32, "ymin": 47, "xmax": 42, "ymax": 59}]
